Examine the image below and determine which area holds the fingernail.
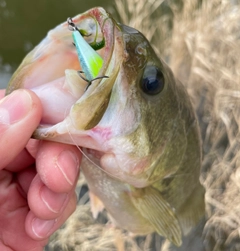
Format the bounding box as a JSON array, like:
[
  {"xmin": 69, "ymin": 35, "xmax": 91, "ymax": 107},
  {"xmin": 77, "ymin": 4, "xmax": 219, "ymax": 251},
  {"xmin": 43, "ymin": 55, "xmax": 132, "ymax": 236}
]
[
  {"xmin": 56, "ymin": 150, "xmax": 79, "ymax": 185},
  {"xmin": 40, "ymin": 186, "xmax": 68, "ymax": 213},
  {"xmin": 0, "ymin": 90, "xmax": 32, "ymax": 125},
  {"xmin": 32, "ymin": 218, "xmax": 56, "ymax": 238}
]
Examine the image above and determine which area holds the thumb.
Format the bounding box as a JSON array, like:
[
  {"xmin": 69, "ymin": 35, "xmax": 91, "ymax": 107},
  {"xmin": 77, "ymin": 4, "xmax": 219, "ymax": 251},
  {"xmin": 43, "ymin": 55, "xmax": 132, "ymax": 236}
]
[{"xmin": 0, "ymin": 89, "xmax": 42, "ymax": 169}]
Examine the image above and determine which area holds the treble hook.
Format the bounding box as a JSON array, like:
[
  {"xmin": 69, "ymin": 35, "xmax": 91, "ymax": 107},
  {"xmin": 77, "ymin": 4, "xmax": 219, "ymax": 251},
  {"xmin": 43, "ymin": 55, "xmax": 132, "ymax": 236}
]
[
  {"xmin": 67, "ymin": 17, "xmax": 92, "ymax": 36},
  {"xmin": 67, "ymin": 17, "xmax": 78, "ymax": 31},
  {"xmin": 77, "ymin": 71, "xmax": 109, "ymax": 91}
]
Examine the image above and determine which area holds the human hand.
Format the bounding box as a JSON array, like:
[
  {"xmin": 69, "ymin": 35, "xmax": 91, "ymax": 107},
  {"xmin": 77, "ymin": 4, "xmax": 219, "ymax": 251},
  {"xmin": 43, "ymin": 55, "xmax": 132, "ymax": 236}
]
[{"xmin": 0, "ymin": 89, "xmax": 81, "ymax": 250}]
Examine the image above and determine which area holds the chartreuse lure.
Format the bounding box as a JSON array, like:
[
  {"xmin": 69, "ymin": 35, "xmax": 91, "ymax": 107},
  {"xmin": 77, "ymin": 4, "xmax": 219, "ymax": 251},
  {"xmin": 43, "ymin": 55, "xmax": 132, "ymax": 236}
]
[{"xmin": 67, "ymin": 17, "xmax": 104, "ymax": 83}]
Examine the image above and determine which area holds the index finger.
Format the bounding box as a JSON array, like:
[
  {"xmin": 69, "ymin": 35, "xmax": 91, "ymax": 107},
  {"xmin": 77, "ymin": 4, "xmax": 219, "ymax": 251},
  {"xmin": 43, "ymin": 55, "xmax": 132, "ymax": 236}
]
[{"xmin": 36, "ymin": 141, "xmax": 82, "ymax": 193}]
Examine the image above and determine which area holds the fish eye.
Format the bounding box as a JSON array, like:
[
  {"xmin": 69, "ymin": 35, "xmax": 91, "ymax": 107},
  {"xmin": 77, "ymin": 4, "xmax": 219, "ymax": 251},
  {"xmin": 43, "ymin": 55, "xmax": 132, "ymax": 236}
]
[{"xmin": 141, "ymin": 66, "xmax": 164, "ymax": 95}]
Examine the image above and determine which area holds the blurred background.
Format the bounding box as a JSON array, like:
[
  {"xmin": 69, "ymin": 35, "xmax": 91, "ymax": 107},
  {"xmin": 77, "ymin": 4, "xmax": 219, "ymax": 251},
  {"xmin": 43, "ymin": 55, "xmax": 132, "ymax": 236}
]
[{"xmin": 0, "ymin": 0, "xmax": 113, "ymax": 88}]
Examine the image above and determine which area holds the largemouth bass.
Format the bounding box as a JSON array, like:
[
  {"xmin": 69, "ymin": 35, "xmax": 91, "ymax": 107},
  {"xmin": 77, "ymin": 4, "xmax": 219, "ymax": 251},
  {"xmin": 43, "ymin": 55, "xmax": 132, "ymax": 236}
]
[{"xmin": 6, "ymin": 7, "xmax": 205, "ymax": 246}]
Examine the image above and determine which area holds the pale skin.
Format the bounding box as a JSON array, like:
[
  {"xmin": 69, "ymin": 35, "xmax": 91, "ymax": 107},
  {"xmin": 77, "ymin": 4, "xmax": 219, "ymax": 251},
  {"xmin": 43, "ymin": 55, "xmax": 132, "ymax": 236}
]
[{"xmin": 0, "ymin": 89, "xmax": 82, "ymax": 251}]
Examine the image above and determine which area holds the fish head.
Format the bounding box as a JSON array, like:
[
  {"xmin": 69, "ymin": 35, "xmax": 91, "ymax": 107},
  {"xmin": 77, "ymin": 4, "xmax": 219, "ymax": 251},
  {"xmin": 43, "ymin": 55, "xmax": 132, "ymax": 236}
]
[{"xmin": 6, "ymin": 7, "xmax": 200, "ymax": 188}]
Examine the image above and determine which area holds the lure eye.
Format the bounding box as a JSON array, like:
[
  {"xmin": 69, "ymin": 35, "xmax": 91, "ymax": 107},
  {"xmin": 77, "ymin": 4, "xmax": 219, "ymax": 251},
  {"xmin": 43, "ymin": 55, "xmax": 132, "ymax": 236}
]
[{"xmin": 141, "ymin": 66, "xmax": 164, "ymax": 95}]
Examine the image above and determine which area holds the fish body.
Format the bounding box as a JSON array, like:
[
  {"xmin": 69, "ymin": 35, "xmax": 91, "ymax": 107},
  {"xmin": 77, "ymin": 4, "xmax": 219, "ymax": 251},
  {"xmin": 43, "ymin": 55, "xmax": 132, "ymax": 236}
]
[{"xmin": 6, "ymin": 8, "xmax": 205, "ymax": 246}]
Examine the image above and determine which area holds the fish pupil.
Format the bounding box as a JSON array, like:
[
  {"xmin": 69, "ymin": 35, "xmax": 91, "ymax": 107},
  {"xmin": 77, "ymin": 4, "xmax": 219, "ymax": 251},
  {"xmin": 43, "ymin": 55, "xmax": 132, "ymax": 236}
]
[{"xmin": 142, "ymin": 66, "xmax": 164, "ymax": 95}]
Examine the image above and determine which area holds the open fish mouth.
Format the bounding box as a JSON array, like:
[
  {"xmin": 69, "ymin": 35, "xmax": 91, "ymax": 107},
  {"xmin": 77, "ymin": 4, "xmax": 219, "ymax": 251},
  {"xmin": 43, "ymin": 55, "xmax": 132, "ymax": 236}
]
[{"xmin": 6, "ymin": 8, "xmax": 122, "ymax": 141}]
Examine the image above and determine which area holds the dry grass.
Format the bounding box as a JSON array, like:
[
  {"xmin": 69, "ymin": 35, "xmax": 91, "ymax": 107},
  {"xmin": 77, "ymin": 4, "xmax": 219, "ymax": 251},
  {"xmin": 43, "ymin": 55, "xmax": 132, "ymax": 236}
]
[
  {"xmin": 168, "ymin": 1, "xmax": 240, "ymax": 249},
  {"xmin": 47, "ymin": 0, "xmax": 240, "ymax": 250}
]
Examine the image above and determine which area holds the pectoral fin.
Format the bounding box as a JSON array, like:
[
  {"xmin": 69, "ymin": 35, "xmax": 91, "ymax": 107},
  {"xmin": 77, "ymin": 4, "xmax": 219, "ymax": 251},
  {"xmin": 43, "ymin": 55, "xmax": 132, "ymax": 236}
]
[
  {"xmin": 89, "ymin": 191, "xmax": 105, "ymax": 219},
  {"xmin": 130, "ymin": 186, "xmax": 182, "ymax": 246}
]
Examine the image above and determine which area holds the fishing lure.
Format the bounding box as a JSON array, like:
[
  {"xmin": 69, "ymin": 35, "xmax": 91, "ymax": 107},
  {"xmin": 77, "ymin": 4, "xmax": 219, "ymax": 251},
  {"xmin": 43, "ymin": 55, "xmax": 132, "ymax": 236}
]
[{"xmin": 67, "ymin": 17, "xmax": 108, "ymax": 89}]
